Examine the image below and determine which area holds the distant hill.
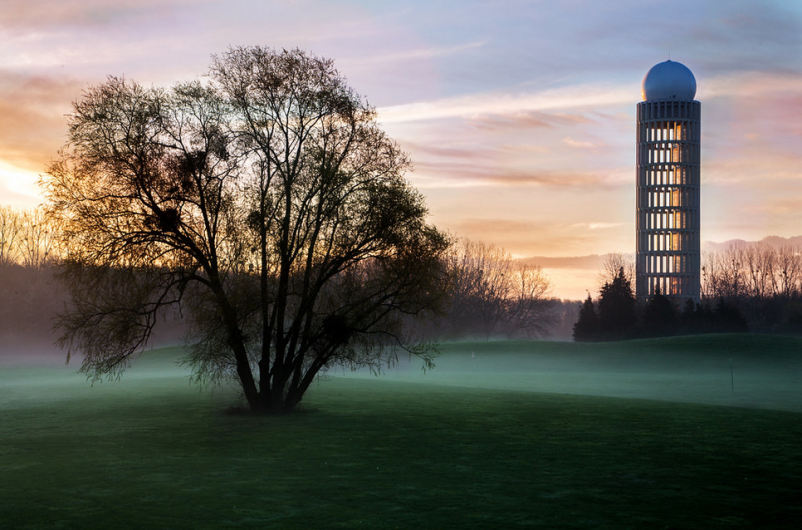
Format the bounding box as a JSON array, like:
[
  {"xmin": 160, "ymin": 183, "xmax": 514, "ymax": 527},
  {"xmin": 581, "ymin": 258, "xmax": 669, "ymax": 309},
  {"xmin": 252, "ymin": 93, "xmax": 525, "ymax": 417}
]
[
  {"xmin": 520, "ymin": 254, "xmax": 609, "ymax": 270},
  {"xmin": 703, "ymin": 235, "xmax": 802, "ymax": 253},
  {"xmin": 520, "ymin": 236, "xmax": 802, "ymax": 271}
]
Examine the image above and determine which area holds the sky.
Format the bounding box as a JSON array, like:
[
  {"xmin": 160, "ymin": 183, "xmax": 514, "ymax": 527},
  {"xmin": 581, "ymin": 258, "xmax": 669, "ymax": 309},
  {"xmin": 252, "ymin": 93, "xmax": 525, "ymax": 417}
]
[{"xmin": 2, "ymin": 0, "xmax": 801, "ymax": 299}]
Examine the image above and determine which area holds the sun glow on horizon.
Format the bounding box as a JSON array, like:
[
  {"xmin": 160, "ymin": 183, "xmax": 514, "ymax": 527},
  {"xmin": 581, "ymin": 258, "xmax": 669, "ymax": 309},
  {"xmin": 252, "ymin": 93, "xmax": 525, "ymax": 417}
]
[{"xmin": 0, "ymin": 161, "xmax": 43, "ymax": 207}]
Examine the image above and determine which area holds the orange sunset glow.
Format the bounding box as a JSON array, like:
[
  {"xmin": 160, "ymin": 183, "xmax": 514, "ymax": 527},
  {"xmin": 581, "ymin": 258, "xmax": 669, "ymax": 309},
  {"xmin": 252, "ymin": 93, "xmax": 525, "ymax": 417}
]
[{"xmin": 2, "ymin": 1, "xmax": 802, "ymax": 300}]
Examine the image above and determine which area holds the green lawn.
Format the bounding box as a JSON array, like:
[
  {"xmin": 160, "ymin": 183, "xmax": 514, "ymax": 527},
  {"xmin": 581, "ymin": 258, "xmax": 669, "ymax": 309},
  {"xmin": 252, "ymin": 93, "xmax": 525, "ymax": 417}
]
[
  {"xmin": 357, "ymin": 334, "xmax": 802, "ymax": 412},
  {"xmin": 2, "ymin": 337, "xmax": 802, "ymax": 529}
]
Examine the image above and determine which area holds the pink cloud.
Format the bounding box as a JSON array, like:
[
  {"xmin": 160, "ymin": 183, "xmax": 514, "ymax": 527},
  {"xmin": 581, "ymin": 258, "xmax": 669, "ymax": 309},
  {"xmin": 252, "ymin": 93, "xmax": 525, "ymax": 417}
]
[
  {"xmin": 0, "ymin": 72, "xmax": 82, "ymax": 170},
  {"xmin": 466, "ymin": 110, "xmax": 593, "ymax": 131},
  {"xmin": 0, "ymin": 0, "xmax": 194, "ymax": 29}
]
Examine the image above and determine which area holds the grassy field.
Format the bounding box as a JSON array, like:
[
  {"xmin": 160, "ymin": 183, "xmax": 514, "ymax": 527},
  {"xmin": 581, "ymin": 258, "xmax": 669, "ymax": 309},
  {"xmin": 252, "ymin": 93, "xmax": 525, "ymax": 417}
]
[
  {"xmin": 2, "ymin": 336, "xmax": 802, "ymax": 529},
  {"xmin": 348, "ymin": 334, "xmax": 802, "ymax": 412}
]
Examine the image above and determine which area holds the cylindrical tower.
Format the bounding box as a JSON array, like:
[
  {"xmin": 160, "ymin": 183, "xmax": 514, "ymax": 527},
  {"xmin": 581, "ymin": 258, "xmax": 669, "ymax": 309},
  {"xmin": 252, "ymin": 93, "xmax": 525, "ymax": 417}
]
[{"xmin": 636, "ymin": 60, "xmax": 700, "ymax": 303}]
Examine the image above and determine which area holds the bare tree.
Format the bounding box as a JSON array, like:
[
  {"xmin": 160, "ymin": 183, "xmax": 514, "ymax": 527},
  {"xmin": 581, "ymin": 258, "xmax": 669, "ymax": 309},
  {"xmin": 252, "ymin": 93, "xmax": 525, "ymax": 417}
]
[
  {"xmin": 444, "ymin": 239, "xmax": 510, "ymax": 338},
  {"xmin": 774, "ymin": 245, "xmax": 802, "ymax": 298},
  {"xmin": 741, "ymin": 243, "xmax": 773, "ymax": 299},
  {"xmin": 441, "ymin": 239, "xmax": 555, "ymax": 339},
  {"xmin": 597, "ymin": 252, "xmax": 635, "ymax": 294},
  {"xmin": 0, "ymin": 206, "xmax": 59, "ymax": 268},
  {"xmin": 702, "ymin": 243, "xmax": 746, "ymax": 300},
  {"xmin": 505, "ymin": 263, "xmax": 556, "ymax": 338},
  {"xmin": 18, "ymin": 208, "xmax": 58, "ymax": 270},
  {"xmin": 0, "ymin": 206, "xmax": 23, "ymax": 267},
  {"xmin": 703, "ymin": 243, "xmax": 802, "ymax": 301},
  {"xmin": 42, "ymin": 47, "xmax": 449, "ymax": 414}
]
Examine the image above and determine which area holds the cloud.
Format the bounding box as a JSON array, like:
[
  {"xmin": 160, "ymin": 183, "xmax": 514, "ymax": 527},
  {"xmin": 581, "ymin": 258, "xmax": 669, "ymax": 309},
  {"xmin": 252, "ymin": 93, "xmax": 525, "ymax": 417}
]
[
  {"xmin": 562, "ymin": 136, "xmax": 598, "ymax": 150},
  {"xmin": 703, "ymin": 70, "xmax": 802, "ymax": 102},
  {"xmin": 0, "ymin": 1, "xmax": 211, "ymax": 74},
  {"xmin": 444, "ymin": 218, "xmax": 594, "ymax": 257},
  {"xmin": 0, "ymin": 71, "xmax": 83, "ymax": 170},
  {"xmin": 467, "ymin": 110, "xmax": 594, "ymax": 132},
  {"xmin": 377, "ymin": 82, "xmax": 632, "ymax": 124},
  {"xmin": 521, "ymin": 255, "xmax": 608, "ymax": 270},
  {"xmin": 690, "ymin": 2, "xmax": 802, "ymax": 74},
  {"xmin": 569, "ymin": 222, "xmax": 623, "ymax": 231},
  {"xmin": 409, "ymin": 151, "xmax": 633, "ymax": 189},
  {"xmin": 411, "ymin": 161, "xmax": 626, "ymax": 189},
  {"xmin": 454, "ymin": 218, "xmax": 540, "ymax": 235},
  {"xmin": 346, "ymin": 40, "xmax": 487, "ymax": 66},
  {"xmin": 402, "ymin": 141, "xmax": 495, "ymax": 163},
  {"xmin": 0, "ymin": 0, "xmax": 198, "ymax": 30}
]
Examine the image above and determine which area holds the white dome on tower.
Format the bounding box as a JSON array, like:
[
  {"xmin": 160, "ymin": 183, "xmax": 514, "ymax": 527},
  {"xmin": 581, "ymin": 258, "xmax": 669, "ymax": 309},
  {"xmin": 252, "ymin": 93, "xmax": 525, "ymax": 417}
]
[{"xmin": 641, "ymin": 60, "xmax": 696, "ymax": 102}]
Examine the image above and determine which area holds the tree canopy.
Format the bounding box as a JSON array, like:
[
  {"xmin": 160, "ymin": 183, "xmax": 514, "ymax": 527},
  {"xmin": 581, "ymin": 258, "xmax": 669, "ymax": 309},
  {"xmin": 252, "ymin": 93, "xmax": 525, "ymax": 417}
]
[
  {"xmin": 42, "ymin": 47, "xmax": 449, "ymax": 413},
  {"xmin": 572, "ymin": 294, "xmax": 600, "ymax": 342},
  {"xmin": 641, "ymin": 287, "xmax": 679, "ymax": 338},
  {"xmin": 597, "ymin": 267, "xmax": 637, "ymax": 341}
]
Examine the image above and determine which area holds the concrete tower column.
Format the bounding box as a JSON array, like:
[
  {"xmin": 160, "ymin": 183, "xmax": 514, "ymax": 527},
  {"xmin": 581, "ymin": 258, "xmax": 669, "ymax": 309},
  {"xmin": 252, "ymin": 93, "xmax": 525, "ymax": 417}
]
[{"xmin": 636, "ymin": 60, "xmax": 700, "ymax": 303}]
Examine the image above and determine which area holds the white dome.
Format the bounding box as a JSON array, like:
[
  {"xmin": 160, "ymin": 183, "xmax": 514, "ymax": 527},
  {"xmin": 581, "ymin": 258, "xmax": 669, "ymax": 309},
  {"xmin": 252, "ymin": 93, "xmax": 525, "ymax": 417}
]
[{"xmin": 641, "ymin": 60, "xmax": 697, "ymax": 102}]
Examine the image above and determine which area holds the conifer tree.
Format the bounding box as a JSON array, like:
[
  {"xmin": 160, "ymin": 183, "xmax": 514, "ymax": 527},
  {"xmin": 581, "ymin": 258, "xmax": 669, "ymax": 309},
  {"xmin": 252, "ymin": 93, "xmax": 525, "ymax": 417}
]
[
  {"xmin": 597, "ymin": 267, "xmax": 636, "ymax": 341},
  {"xmin": 572, "ymin": 294, "xmax": 600, "ymax": 342}
]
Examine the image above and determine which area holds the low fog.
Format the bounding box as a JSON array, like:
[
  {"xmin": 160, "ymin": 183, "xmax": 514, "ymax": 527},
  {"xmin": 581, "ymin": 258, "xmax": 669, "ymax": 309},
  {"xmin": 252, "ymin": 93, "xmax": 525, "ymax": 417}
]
[
  {"xmin": 0, "ymin": 263, "xmax": 186, "ymax": 368},
  {"xmin": 5, "ymin": 333, "xmax": 802, "ymax": 414},
  {"xmin": 329, "ymin": 337, "xmax": 802, "ymax": 413}
]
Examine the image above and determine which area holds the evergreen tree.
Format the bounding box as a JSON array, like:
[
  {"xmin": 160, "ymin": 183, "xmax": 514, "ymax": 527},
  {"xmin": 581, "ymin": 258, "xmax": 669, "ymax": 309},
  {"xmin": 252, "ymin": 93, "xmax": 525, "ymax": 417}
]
[
  {"xmin": 641, "ymin": 286, "xmax": 679, "ymax": 338},
  {"xmin": 713, "ymin": 298, "xmax": 749, "ymax": 333},
  {"xmin": 597, "ymin": 267, "xmax": 636, "ymax": 341},
  {"xmin": 572, "ymin": 294, "xmax": 600, "ymax": 342},
  {"xmin": 680, "ymin": 298, "xmax": 701, "ymax": 335},
  {"xmin": 779, "ymin": 300, "xmax": 802, "ymax": 334}
]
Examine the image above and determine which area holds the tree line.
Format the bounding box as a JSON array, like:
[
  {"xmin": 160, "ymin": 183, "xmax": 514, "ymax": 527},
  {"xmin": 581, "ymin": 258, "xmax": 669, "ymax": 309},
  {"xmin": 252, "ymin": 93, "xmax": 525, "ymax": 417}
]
[
  {"xmin": 702, "ymin": 243, "xmax": 802, "ymax": 334},
  {"xmin": 574, "ymin": 245, "xmax": 802, "ymax": 341},
  {"xmin": 1, "ymin": 204, "xmax": 562, "ymax": 345},
  {"xmin": 421, "ymin": 239, "xmax": 559, "ymax": 340}
]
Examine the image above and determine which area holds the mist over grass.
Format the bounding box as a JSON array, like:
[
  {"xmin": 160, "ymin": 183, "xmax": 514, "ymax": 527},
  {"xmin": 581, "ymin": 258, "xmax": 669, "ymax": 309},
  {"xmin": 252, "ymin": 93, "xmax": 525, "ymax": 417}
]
[
  {"xmin": 2, "ymin": 340, "xmax": 802, "ymax": 529},
  {"xmin": 3, "ymin": 336, "xmax": 802, "ymax": 528},
  {"xmin": 5, "ymin": 333, "xmax": 802, "ymax": 412},
  {"xmin": 0, "ymin": 311, "xmax": 185, "ymax": 368},
  {"xmin": 334, "ymin": 334, "xmax": 802, "ymax": 412}
]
